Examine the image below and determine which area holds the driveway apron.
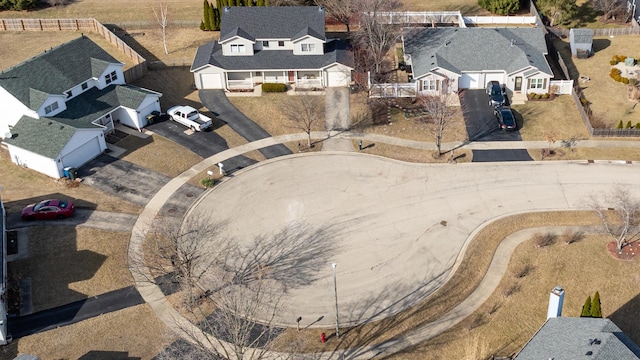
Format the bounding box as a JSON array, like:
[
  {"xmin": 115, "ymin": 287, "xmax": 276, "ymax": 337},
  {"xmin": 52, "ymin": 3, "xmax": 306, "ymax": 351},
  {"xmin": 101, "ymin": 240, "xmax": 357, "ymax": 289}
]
[{"xmin": 199, "ymin": 90, "xmax": 292, "ymax": 159}]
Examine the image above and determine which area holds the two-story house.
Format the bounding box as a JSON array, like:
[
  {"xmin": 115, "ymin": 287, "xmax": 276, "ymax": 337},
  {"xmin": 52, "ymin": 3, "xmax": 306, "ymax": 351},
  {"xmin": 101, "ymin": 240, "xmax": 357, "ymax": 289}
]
[
  {"xmin": 0, "ymin": 36, "xmax": 162, "ymax": 179},
  {"xmin": 402, "ymin": 27, "xmax": 553, "ymax": 104},
  {"xmin": 191, "ymin": 6, "xmax": 354, "ymax": 91}
]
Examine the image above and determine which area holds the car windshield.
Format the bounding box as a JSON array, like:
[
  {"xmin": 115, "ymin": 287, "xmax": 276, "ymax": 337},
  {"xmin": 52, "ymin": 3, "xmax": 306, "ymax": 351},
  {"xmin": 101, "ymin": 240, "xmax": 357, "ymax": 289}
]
[
  {"xmin": 33, "ymin": 200, "xmax": 49, "ymax": 211},
  {"xmin": 491, "ymin": 88, "xmax": 502, "ymax": 96}
]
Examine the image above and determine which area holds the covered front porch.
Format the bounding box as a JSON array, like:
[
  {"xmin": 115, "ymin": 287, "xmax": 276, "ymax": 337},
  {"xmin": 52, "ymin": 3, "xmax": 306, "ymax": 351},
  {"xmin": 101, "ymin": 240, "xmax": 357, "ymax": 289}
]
[{"xmin": 226, "ymin": 70, "xmax": 324, "ymax": 90}]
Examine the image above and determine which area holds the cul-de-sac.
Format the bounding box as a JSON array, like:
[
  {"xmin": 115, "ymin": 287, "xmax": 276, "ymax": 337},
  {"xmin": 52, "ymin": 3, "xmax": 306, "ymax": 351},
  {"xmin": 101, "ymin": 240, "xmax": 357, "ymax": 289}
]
[{"xmin": 1, "ymin": 0, "xmax": 640, "ymax": 358}]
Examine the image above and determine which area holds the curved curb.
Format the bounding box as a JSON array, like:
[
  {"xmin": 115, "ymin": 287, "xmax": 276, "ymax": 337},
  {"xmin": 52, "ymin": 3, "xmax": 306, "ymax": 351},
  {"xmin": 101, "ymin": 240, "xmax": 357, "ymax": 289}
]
[{"xmin": 127, "ymin": 133, "xmax": 637, "ymax": 359}]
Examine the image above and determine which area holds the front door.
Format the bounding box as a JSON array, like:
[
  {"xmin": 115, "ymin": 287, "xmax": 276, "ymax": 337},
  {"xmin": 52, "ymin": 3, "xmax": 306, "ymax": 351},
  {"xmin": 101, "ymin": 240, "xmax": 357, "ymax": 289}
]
[
  {"xmin": 514, "ymin": 77, "xmax": 522, "ymax": 92},
  {"xmin": 288, "ymin": 71, "xmax": 295, "ymax": 83}
]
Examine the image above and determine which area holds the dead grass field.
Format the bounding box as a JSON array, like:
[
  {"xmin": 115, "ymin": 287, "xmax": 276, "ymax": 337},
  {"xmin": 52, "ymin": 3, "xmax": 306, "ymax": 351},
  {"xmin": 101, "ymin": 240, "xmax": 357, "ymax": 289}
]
[
  {"xmin": 229, "ymin": 93, "xmax": 327, "ymax": 136},
  {"xmin": 0, "ymin": 31, "xmax": 137, "ymax": 71},
  {"xmin": 514, "ymin": 95, "xmax": 591, "ymax": 141},
  {"xmin": 115, "ymin": 134, "xmax": 203, "ymax": 177},
  {"xmin": 8, "ymin": 227, "xmax": 132, "ymax": 312},
  {"xmin": 0, "ymin": 0, "xmax": 483, "ymax": 23},
  {"xmin": 554, "ymin": 35, "xmax": 640, "ymax": 128},
  {"xmin": 357, "ymin": 141, "xmax": 473, "ymax": 163},
  {"xmin": 394, "ymin": 234, "xmax": 640, "ymax": 359},
  {"xmin": 0, "ymin": 148, "xmax": 142, "ymax": 215},
  {"xmin": 528, "ymin": 146, "xmax": 640, "ymax": 161},
  {"xmin": 0, "ymin": 304, "xmax": 171, "ymax": 360}
]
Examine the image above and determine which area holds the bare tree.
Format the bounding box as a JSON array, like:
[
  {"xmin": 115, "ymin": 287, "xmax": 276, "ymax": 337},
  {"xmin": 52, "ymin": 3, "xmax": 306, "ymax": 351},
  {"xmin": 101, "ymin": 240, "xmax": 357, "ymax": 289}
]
[
  {"xmin": 131, "ymin": 213, "xmax": 230, "ymax": 305},
  {"xmin": 589, "ymin": 187, "xmax": 640, "ymax": 251},
  {"xmin": 281, "ymin": 95, "xmax": 324, "ymax": 148},
  {"xmin": 315, "ymin": 0, "xmax": 357, "ymax": 32},
  {"xmin": 592, "ymin": 0, "xmax": 626, "ymax": 20},
  {"xmin": 153, "ymin": 2, "xmax": 170, "ymax": 55},
  {"xmin": 136, "ymin": 218, "xmax": 335, "ymax": 359},
  {"xmin": 350, "ymin": 0, "xmax": 403, "ymax": 78},
  {"xmin": 417, "ymin": 92, "xmax": 458, "ymax": 157}
]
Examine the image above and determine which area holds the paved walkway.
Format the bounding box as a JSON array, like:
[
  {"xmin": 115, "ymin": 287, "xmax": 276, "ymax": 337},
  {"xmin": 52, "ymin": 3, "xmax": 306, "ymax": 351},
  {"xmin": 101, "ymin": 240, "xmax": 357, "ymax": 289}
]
[{"xmin": 128, "ymin": 133, "xmax": 640, "ymax": 359}]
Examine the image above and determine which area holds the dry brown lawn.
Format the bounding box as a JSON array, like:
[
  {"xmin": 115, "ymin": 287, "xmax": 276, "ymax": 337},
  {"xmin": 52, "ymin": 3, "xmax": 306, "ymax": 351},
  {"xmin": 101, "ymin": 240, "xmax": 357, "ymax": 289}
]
[
  {"xmin": 229, "ymin": 93, "xmax": 326, "ymax": 136},
  {"xmin": 514, "ymin": 95, "xmax": 591, "ymax": 141},
  {"xmin": 8, "ymin": 227, "xmax": 132, "ymax": 312},
  {"xmin": 0, "ymin": 148, "xmax": 142, "ymax": 215},
  {"xmin": 528, "ymin": 146, "xmax": 640, "ymax": 161},
  {"xmin": 0, "ymin": 304, "xmax": 171, "ymax": 360},
  {"xmin": 0, "ymin": 31, "xmax": 137, "ymax": 71},
  {"xmin": 555, "ymin": 35, "xmax": 640, "ymax": 128},
  {"xmin": 115, "ymin": 134, "xmax": 203, "ymax": 177},
  {"xmin": 357, "ymin": 141, "xmax": 473, "ymax": 163},
  {"xmin": 393, "ymin": 233, "xmax": 640, "ymax": 359}
]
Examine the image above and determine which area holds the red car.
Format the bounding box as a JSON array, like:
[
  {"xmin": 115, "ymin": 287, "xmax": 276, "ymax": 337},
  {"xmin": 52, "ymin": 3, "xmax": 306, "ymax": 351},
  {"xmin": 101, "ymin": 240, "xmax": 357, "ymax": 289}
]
[{"xmin": 21, "ymin": 199, "xmax": 75, "ymax": 220}]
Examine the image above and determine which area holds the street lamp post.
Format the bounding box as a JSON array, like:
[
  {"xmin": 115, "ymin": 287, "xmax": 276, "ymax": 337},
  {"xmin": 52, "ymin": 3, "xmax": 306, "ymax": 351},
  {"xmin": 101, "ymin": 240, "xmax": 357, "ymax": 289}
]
[{"xmin": 332, "ymin": 263, "xmax": 339, "ymax": 338}]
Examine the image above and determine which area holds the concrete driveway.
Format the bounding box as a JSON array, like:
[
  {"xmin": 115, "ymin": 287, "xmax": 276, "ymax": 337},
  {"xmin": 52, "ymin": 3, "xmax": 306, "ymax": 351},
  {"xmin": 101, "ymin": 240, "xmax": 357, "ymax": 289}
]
[
  {"xmin": 146, "ymin": 115, "xmax": 256, "ymax": 173},
  {"xmin": 325, "ymin": 87, "xmax": 350, "ymax": 131},
  {"xmin": 199, "ymin": 90, "xmax": 292, "ymax": 159}
]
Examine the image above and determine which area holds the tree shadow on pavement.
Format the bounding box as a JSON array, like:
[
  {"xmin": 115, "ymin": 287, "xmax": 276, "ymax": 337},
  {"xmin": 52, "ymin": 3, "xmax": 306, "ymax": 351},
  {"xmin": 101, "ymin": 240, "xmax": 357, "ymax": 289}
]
[{"xmin": 317, "ymin": 267, "xmax": 452, "ymax": 359}]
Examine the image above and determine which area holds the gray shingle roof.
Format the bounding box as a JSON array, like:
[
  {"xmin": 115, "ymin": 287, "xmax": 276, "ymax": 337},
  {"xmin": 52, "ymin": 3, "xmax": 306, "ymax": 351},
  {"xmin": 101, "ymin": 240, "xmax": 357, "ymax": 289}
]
[
  {"xmin": 0, "ymin": 36, "xmax": 122, "ymax": 111},
  {"xmin": 515, "ymin": 317, "xmax": 640, "ymax": 360},
  {"xmin": 403, "ymin": 27, "xmax": 552, "ymax": 79},
  {"xmin": 191, "ymin": 38, "xmax": 353, "ymax": 72},
  {"xmin": 219, "ymin": 6, "xmax": 326, "ymax": 42},
  {"xmin": 571, "ymin": 28, "xmax": 594, "ymax": 44},
  {"xmin": 3, "ymin": 84, "xmax": 158, "ymax": 158},
  {"xmin": 3, "ymin": 116, "xmax": 78, "ymax": 158}
]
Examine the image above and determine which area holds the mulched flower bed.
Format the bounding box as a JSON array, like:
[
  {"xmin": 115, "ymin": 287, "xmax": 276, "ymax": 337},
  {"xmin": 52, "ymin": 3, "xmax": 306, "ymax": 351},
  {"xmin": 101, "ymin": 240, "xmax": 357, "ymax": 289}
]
[{"xmin": 607, "ymin": 241, "xmax": 639, "ymax": 261}]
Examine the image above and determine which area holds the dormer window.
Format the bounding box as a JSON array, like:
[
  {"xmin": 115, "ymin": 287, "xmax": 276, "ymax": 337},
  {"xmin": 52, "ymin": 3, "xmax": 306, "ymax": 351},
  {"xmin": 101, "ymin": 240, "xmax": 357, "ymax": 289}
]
[
  {"xmin": 278, "ymin": 41, "xmax": 285, "ymax": 47},
  {"xmin": 230, "ymin": 44, "xmax": 246, "ymax": 53},
  {"xmin": 44, "ymin": 102, "xmax": 59, "ymax": 114},
  {"xmin": 301, "ymin": 43, "xmax": 316, "ymax": 52},
  {"xmin": 105, "ymin": 71, "xmax": 118, "ymax": 84},
  {"xmin": 262, "ymin": 41, "xmax": 269, "ymax": 48}
]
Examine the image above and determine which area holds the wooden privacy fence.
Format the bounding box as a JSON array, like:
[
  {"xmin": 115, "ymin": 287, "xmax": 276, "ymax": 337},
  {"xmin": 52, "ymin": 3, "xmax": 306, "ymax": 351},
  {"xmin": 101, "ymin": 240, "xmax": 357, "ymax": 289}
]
[{"xmin": 0, "ymin": 18, "xmax": 147, "ymax": 82}]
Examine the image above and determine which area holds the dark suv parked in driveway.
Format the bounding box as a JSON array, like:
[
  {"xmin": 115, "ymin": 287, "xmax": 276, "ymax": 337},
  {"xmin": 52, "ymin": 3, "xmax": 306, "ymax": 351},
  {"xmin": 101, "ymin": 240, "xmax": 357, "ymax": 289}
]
[
  {"xmin": 494, "ymin": 106, "xmax": 517, "ymax": 130},
  {"xmin": 486, "ymin": 81, "xmax": 505, "ymax": 107}
]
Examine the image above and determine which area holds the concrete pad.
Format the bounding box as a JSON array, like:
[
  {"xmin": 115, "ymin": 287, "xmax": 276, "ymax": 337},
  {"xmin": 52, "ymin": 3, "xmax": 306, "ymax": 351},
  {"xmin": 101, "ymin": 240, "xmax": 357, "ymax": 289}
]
[
  {"xmin": 321, "ymin": 138, "xmax": 354, "ymax": 152},
  {"xmin": 186, "ymin": 154, "xmax": 640, "ymax": 328}
]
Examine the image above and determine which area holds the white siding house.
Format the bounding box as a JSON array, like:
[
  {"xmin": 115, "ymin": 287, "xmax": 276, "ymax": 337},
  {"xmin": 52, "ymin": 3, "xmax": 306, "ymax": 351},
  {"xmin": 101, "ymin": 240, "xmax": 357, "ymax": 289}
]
[
  {"xmin": 401, "ymin": 27, "xmax": 553, "ymax": 103},
  {"xmin": 0, "ymin": 36, "xmax": 161, "ymax": 178},
  {"xmin": 191, "ymin": 6, "xmax": 354, "ymax": 91}
]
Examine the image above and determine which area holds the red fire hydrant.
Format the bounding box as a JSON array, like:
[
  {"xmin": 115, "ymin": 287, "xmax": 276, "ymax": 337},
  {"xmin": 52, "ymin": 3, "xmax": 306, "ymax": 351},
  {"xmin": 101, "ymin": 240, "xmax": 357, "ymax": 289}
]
[{"xmin": 321, "ymin": 332, "xmax": 326, "ymax": 343}]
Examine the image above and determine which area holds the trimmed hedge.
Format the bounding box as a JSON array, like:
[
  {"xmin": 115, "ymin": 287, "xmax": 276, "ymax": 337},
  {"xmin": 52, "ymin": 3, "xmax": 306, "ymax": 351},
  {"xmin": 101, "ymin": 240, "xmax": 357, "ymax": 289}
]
[{"xmin": 262, "ymin": 83, "xmax": 287, "ymax": 92}]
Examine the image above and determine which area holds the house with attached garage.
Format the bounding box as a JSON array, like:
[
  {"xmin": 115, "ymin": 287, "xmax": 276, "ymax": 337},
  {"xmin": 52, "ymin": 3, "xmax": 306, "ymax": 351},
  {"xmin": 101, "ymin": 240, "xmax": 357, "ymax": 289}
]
[
  {"xmin": 191, "ymin": 6, "xmax": 354, "ymax": 91},
  {"xmin": 0, "ymin": 36, "xmax": 162, "ymax": 179},
  {"xmin": 400, "ymin": 27, "xmax": 553, "ymax": 104}
]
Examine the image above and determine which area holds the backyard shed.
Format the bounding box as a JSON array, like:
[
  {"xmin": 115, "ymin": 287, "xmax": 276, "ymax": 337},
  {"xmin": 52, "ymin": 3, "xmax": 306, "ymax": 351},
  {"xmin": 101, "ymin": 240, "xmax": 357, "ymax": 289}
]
[{"xmin": 569, "ymin": 28, "xmax": 593, "ymax": 58}]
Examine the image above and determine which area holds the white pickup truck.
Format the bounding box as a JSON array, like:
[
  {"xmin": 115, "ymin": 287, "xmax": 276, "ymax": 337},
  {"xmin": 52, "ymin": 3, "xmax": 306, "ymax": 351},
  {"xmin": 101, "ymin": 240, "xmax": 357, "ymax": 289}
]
[{"xmin": 166, "ymin": 106, "xmax": 213, "ymax": 132}]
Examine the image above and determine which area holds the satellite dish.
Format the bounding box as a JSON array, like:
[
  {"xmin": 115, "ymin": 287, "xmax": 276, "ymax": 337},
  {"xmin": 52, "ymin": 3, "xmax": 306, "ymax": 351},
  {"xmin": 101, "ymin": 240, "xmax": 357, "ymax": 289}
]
[{"xmin": 4, "ymin": 132, "xmax": 12, "ymax": 139}]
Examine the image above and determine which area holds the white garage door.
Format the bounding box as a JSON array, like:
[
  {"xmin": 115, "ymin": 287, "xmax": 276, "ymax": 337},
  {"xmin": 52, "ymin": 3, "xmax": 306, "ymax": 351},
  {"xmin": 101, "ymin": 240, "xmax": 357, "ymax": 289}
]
[
  {"xmin": 61, "ymin": 137, "xmax": 101, "ymax": 169},
  {"xmin": 201, "ymin": 73, "xmax": 222, "ymax": 89},
  {"xmin": 484, "ymin": 73, "xmax": 505, "ymax": 87},
  {"xmin": 327, "ymin": 70, "xmax": 348, "ymax": 87},
  {"xmin": 459, "ymin": 73, "xmax": 481, "ymax": 89}
]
